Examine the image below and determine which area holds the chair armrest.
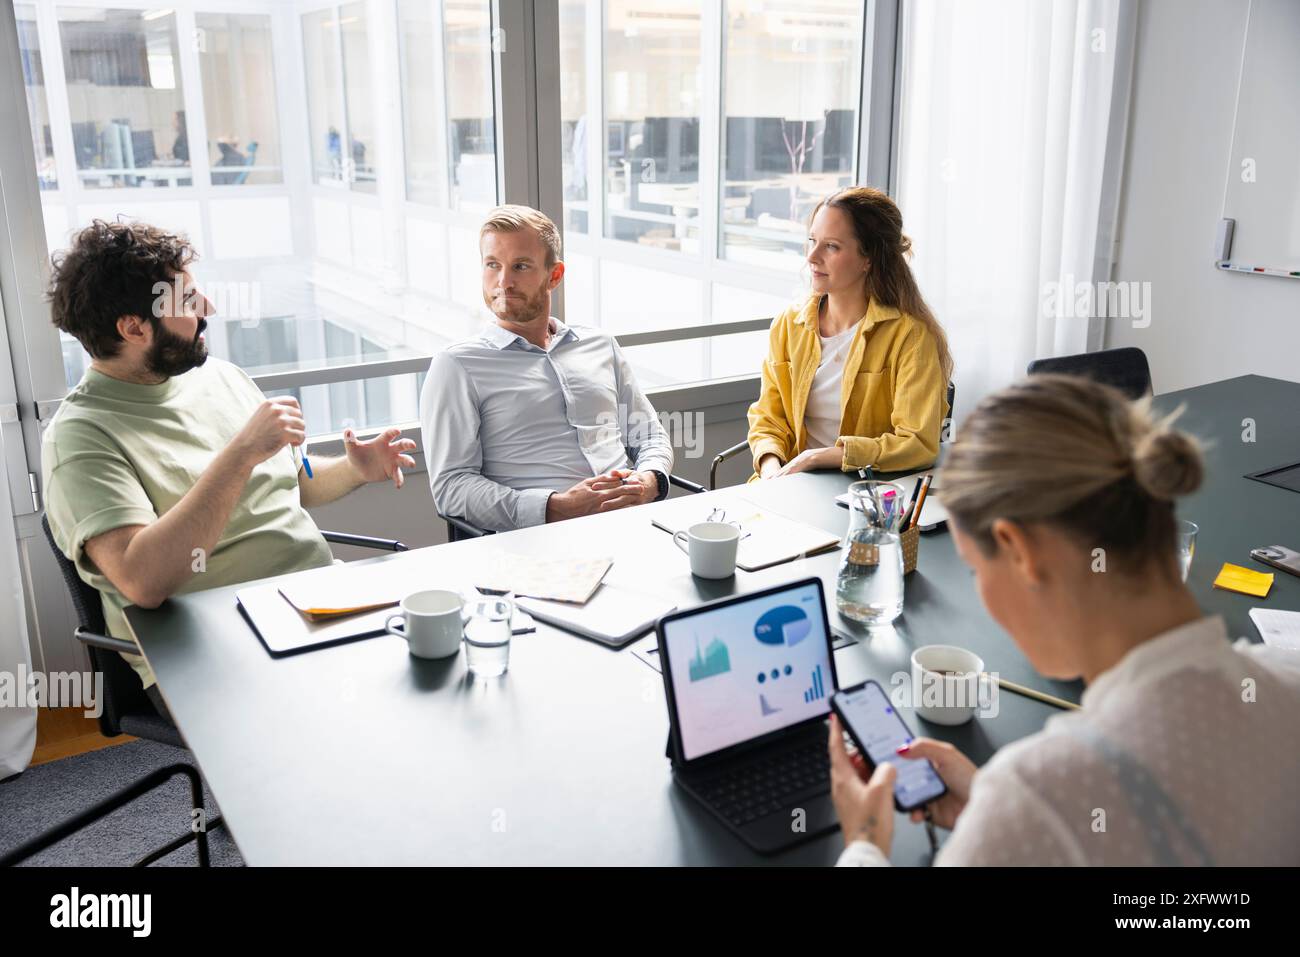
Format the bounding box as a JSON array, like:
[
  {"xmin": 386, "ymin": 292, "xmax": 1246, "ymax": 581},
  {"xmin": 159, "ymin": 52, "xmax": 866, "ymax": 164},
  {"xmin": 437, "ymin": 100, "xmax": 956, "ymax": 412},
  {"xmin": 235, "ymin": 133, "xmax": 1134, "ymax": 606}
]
[
  {"xmin": 443, "ymin": 514, "xmax": 490, "ymax": 540},
  {"xmin": 710, "ymin": 440, "xmax": 752, "ymax": 490},
  {"xmin": 75, "ymin": 627, "xmax": 142, "ymax": 656},
  {"xmin": 321, "ymin": 530, "xmax": 409, "ymax": 552},
  {"xmin": 668, "ymin": 473, "xmax": 706, "ymax": 495}
]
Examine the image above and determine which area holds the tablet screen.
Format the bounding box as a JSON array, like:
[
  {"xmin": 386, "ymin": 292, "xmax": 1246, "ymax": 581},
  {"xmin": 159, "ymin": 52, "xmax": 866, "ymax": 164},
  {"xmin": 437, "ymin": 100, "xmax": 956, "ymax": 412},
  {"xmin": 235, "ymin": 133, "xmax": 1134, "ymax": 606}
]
[{"xmin": 662, "ymin": 580, "xmax": 835, "ymax": 761}]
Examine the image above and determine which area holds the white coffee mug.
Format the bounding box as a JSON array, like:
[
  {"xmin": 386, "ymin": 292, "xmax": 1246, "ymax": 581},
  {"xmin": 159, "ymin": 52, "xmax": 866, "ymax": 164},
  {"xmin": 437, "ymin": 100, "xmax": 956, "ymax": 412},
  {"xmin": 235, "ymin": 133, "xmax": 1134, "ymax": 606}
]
[
  {"xmin": 385, "ymin": 589, "xmax": 464, "ymax": 659},
  {"xmin": 910, "ymin": 644, "xmax": 990, "ymax": 726},
  {"xmin": 673, "ymin": 521, "xmax": 742, "ymax": 579}
]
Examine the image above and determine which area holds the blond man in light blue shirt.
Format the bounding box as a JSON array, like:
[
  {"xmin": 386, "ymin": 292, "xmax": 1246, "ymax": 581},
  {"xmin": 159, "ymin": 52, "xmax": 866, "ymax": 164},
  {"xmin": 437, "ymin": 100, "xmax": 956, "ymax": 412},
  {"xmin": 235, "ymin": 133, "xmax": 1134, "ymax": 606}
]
[{"xmin": 420, "ymin": 206, "xmax": 673, "ymax": 532}]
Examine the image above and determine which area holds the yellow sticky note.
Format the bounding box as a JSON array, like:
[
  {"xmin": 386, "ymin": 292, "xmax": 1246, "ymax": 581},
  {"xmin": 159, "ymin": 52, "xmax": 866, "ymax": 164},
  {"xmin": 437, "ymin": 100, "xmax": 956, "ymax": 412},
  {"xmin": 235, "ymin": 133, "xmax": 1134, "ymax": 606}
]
[{"xmin": 1213, "ymin": 562, "xmax": 1274, "ymax": 598}]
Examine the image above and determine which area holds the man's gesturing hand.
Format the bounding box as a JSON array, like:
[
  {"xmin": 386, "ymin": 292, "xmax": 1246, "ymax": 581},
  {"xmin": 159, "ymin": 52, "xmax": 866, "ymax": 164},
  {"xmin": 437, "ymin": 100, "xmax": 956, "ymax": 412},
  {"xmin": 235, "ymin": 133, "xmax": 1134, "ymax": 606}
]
[{"xmin": 344, "ymin": 427, "xmax": 418, "ymax": 489}]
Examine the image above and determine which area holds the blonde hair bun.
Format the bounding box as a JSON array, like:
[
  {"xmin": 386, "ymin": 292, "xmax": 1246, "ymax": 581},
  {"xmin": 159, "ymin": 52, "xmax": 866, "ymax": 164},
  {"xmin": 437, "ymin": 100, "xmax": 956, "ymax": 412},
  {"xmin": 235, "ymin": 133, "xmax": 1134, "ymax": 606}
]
[{"xmin": 1132, "ymin": 421, "xmax": 1203, "ymax": 500}]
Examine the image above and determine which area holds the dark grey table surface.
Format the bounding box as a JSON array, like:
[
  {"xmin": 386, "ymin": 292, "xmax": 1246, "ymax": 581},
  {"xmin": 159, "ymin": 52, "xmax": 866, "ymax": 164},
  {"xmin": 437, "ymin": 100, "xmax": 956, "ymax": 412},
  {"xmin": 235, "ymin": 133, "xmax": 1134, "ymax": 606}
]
[{"xmin": 127, "ymin": 374, "xmax": 1300, "ymax": 865}]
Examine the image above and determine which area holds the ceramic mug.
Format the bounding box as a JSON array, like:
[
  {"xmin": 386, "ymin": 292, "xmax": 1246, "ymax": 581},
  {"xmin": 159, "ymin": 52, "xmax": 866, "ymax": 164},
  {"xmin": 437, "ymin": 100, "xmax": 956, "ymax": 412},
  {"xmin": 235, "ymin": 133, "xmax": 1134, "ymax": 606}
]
[
  {"xmin": 673, "ymin": 521, "xmax": 742, "ymax": 579},
  {"xmin": 910, "ymin": 644, "xmax": 992, "ymax": 725},
  {"xmin": 385, "ymin": 589, "xmax": 465, "ymax": 659}
]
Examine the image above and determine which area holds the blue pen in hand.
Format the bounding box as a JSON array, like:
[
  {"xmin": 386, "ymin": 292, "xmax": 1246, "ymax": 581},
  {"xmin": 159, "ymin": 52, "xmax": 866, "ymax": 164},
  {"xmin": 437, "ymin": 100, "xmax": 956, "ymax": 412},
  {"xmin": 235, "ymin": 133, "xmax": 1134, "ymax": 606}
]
[{"xmin": 301, "ymin": 450, "xmax": 314, "ymax": 479}]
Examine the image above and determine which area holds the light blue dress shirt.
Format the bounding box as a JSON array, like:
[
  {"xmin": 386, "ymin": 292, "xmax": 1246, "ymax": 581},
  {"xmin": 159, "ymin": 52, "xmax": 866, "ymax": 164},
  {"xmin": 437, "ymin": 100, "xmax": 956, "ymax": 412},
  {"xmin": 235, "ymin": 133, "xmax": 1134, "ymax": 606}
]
[{"xmin": 419, "ymin": 318, "xmax": 674, "ymax": 531}]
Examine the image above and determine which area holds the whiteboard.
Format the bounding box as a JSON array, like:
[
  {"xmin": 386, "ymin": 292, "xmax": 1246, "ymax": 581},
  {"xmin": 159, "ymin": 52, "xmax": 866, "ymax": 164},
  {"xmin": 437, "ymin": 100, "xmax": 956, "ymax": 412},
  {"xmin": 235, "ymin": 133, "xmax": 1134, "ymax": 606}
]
[{"xmin": 1219, "ymin": 0, "xmax": 1300, "ymax": 278}]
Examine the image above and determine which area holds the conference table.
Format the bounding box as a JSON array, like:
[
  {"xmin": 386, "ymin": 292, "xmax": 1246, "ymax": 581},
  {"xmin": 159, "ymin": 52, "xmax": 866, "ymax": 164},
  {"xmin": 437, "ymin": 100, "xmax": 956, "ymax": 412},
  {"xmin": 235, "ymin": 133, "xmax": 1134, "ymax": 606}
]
[{"xmin": 126, "ymin": 374, "xmax": 1300, "ymax": 865}]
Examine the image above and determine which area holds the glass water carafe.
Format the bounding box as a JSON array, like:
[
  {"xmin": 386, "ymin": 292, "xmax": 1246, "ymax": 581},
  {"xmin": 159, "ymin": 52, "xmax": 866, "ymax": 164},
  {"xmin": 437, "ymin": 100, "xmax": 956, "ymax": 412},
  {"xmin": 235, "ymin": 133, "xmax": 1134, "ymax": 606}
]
[{"xmin": 836, "ymin": 480, "xmax": 907, "ymax": 625}]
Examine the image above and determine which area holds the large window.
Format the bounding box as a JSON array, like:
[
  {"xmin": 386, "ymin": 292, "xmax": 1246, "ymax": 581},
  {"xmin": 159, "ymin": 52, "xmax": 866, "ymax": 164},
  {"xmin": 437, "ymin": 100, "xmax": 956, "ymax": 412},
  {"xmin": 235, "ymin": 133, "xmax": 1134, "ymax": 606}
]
[
  {"xmin": 398, "ymin": 0, "xmax": 445, "ymax": 205},
  {"xmin": 338, "ymin": 2, "xmax": 375, "ymax": 193},
  {"xmin": 558, "ymin": 0, "xmax": 588, "ymax": 234},
  {"xmin": 15, "ymin": 3, "xmax": 55, "ymax": 189},
  {"xmin": 721, "ymin": 0, "xmax": 863, "ymax": 265},
  {"xmin": 9, "ymin": 0, "xmax": 883, "ymax": 436},
  {"xmin": 604, "ymin": 0, "xmax": 702, "ymax": 250},
  {"xmin": 443, "ymin": 0, "xmax": 495, "ymax": 210},
  {"xmin": 58, "ymin": 7, "xmax": 192, "ymax": 189},
  {"xmin": 196, "ymin": 12, "xmax": 282, "ymax": 186},
  {"xmin": 303, "ymin": 6, "xmax": 356, "ymax": 191},
  {"xmin": 398, "ymin": 0, "xmax": 497, "ymax": 210},
  {"xmin": 557, "ymin": 0, "xmax": 868, "ymax": 387}
]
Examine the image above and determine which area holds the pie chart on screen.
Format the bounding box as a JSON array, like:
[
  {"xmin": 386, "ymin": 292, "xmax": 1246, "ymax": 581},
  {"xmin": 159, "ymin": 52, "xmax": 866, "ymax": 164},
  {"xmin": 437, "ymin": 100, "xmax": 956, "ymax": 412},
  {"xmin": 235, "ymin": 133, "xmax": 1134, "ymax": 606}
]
[{"xmin": 754, "ymin": 605, "xmax": 810, "ymax": 647}]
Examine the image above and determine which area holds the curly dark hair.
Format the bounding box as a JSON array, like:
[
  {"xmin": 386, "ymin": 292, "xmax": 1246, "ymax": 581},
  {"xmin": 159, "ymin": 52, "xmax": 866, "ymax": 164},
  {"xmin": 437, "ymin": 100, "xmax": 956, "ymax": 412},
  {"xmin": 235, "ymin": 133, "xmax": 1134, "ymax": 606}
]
[{"xmin": 47, "ymin": 219, "xmax": 196, "ymax": 359}]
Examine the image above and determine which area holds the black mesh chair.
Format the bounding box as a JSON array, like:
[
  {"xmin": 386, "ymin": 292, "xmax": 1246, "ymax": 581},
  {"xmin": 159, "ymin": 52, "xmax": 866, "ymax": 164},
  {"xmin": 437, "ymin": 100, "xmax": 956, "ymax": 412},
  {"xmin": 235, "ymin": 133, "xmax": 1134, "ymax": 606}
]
[
  {"xmin": 33, "ymin": 516, "xmax": 406, "ymax": 865},
  {"xmin": 440, "ymin": 473, "xmax": 707, "ymax": 541},
  {"xmin": 707, "ymin": 381, "xmax": 956, "ymax": 489},
  {"xmin": 1026, "ymin": 346, "xmax": 1152, "ymax": 400}
]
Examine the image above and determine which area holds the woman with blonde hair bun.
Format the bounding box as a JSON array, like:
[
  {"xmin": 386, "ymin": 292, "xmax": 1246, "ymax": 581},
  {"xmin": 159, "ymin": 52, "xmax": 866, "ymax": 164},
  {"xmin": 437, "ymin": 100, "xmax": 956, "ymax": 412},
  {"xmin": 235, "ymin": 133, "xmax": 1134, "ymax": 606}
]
[{"xmin": 828, "ymin": 374, "xmax": 1300, "ymax": 866}]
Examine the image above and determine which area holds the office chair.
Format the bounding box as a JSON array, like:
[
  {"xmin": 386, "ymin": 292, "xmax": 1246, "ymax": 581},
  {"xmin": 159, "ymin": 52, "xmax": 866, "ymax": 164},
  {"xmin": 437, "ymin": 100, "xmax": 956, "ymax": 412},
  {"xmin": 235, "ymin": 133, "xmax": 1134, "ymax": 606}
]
[
  {"xmin": 1026, "ymin": 346, "xmax": 1152, "ymax": 400},
  {"xmin": 440, "ymin": 472, "xmax": 707, "ymax": 542},
  {"xmin": 35, "ymin": 516, "xmax": 406, "ymax": 865},
  {"xmin": 707, "ymin": 381, "xmax": 956, "ymax": 489}
]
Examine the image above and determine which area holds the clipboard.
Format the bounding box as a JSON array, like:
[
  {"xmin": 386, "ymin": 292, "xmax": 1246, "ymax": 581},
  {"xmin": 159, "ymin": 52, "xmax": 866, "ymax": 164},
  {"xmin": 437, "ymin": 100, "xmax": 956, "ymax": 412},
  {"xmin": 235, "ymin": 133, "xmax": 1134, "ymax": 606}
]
[{"xmin": 237, "ymin": 582, "xmax": 393, "ymax": 657}]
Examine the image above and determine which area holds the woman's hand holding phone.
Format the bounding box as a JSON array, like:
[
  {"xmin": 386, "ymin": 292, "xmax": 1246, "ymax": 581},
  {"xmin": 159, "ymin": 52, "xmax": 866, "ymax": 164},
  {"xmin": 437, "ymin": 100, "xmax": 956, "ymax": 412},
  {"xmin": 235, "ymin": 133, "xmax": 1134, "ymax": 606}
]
[
  {"xmin": 896, "ymin": 738, "xmax": 977, "ymax": 830},
  {"xmin": 828, "ymin": 715, "xmax": 898, "ymax": 853},
  {"xmin": 828, "ymin": 719, "xmax": 979, "ymax": 854}
]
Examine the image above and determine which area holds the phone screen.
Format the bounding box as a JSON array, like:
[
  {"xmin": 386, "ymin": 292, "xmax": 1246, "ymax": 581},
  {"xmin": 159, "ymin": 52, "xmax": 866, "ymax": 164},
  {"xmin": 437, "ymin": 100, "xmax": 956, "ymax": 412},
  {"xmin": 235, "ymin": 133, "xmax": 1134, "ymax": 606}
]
[{"xmin": 835, "ymin": 681, "xmax": 946, "ymax": 810}]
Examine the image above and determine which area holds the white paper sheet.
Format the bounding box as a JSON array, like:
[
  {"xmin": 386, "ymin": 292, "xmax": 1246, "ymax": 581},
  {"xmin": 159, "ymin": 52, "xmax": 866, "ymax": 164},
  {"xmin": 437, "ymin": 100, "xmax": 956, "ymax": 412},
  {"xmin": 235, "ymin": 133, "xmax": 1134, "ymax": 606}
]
[{"xmin": 1249, "ymin": 608, "xmax": 1300, "ymax": 652}]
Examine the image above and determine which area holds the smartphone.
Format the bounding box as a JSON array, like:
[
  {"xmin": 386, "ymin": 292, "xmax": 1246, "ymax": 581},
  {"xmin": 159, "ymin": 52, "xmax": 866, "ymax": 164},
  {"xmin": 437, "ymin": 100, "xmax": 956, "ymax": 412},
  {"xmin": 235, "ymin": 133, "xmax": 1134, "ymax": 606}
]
[
  {"xmin": 1250, "ymin": 545, "xmax": 1300, "ymax": 579},
  {"xmin": 831, "ymin": 680, "xmax": 947, "ymax": 812}
]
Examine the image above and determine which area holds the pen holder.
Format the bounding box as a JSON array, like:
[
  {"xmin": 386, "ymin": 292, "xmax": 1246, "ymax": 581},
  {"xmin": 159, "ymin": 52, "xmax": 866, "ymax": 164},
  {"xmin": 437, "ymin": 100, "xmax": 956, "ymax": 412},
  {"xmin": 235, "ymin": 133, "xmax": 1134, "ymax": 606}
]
[{"xmin": 901, "ymin": 525, "xmax": 921, "ymax": 575}]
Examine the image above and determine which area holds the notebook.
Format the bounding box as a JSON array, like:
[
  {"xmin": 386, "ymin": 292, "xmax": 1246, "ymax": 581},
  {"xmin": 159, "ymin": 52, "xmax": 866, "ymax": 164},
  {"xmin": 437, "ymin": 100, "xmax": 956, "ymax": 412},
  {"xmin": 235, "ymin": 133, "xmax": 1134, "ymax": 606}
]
[
  {"xmin": 515, "ymin": 582, "xmax": 676, "ymax": 648},
  {"xmin": 650, "ymin": 496, "xmax": 840, "ymax": 571},
  {"xmin": 278, "ymin": 573, "xmax": 403, "ymax": 620},
  {"xmin": 238, "ymin": 581, "xmax": 394, "ymax": 657}
]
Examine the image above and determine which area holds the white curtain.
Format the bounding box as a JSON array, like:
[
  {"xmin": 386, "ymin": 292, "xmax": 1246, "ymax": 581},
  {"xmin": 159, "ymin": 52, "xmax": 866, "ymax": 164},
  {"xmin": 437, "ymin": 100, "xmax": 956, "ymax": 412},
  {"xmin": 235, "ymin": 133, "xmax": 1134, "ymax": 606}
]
[
  {"xmin": 0, "ymin": 426, "xmax": 36, "ymax": 779},
  {"xmin": 896, "ymin": 0, "xmax": 1134, "ymax": 421}
]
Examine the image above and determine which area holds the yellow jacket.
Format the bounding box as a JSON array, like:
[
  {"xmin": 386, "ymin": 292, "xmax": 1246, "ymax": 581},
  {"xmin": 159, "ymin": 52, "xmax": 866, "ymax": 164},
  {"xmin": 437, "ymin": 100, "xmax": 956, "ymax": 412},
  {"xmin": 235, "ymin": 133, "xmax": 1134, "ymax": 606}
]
[{"xmin": 747, "ymin": 295, "xmax": 947, "ymax": 480}]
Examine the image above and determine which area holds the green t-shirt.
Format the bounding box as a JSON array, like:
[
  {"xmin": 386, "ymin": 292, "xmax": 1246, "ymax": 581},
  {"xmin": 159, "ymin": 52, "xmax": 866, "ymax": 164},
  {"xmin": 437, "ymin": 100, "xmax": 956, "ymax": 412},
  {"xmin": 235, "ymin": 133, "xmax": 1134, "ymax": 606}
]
[{"xmin": 42, "ymin": 358, "xmax": 334, "ymax": 689}]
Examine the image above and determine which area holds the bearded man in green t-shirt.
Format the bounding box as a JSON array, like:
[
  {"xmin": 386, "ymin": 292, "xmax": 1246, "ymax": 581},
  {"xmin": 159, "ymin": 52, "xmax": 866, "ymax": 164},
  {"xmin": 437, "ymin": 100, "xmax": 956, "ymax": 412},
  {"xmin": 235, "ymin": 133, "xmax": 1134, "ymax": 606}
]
[{"xmin": 41, "ymin": 219, "xmax": 417, "ymax": 715}]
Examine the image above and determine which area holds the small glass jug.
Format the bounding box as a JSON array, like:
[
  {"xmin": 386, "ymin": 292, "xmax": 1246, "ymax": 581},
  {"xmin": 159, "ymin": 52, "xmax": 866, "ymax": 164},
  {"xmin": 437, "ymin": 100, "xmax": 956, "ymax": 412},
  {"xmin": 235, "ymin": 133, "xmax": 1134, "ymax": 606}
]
[{"xmin": 836, "ymin": 480, "xmax": 907, "ymax": 625}]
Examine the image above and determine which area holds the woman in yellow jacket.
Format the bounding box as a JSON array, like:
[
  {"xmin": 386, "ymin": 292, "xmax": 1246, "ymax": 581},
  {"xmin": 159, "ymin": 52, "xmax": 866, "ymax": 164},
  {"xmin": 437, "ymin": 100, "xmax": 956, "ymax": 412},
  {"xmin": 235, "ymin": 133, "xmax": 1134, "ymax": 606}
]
[{"xmin": 748, "ymin": 187, "xmax": 952, "ymax": 480}]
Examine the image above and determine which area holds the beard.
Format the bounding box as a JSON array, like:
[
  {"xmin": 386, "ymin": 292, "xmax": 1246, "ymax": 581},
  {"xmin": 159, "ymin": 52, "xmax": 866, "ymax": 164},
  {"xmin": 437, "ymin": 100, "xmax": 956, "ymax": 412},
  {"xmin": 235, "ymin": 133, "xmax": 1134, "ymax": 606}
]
[
  {"xmin": 485, "ymin": 283, "xmax": 549, "ymax": 325},
  {"xmin": 145, "ymin": 316, "xmax": 208, "ymax": 378}
]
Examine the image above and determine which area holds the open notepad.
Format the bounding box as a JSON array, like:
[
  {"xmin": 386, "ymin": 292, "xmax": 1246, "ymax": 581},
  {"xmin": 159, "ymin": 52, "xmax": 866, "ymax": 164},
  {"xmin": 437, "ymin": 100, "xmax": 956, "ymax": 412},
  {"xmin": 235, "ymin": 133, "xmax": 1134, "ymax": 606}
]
[{"xmin": 650, "ymin": 495, "xmax": 840, "ymax": 571}]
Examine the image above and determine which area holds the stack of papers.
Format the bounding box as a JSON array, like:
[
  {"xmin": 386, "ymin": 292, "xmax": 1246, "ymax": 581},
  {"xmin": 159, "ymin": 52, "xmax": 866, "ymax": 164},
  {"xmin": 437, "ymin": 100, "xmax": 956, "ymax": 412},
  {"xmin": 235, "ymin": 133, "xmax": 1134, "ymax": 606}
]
[
  {"xmin": 475, "ymin": 554, "xmax": 613, "ymax": 604},
  {"xmin": 1212, "ymin": 562, "xmax": 1274, "ymax": 597}
]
